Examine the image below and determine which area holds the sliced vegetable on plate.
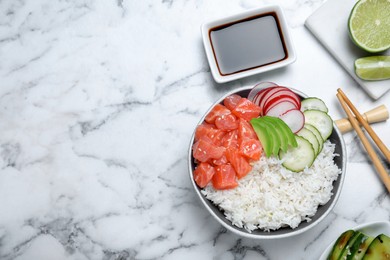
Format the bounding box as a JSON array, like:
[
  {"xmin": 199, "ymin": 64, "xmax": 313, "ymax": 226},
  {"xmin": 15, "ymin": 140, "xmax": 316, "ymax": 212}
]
[{"xmin": 327, "ymin": 230, "xmax": 390, "ymax": 260}]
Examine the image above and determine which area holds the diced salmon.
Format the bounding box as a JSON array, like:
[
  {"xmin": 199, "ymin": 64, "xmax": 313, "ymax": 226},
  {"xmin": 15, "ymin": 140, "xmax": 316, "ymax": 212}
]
[
  {"xmin": 193, "ymin": 162, "xmax": 215, "ymax": 188},
  {"xmin": 192, "ymin": 139, "xmax": 225, "ymax": 163},
  {"xmin": 210, "ymin": 152, "xmax": 228, "ymax": 166},
  {"xmin": 223, "ymin": 94, "xmax": 242, "ymax": 110},
  {"xmin": 195, "ymin": 123, "xmax": 225, "ymax": 146},
  {"xmin": 238, "ymin": 118, "xmax": 258, "ymax": 140},
  {"xmin": 194, "ymin": 123, "xmax": 214, "ymax": 141},
  {"xmin": 231, "ymin": 98, "xmax": 262, "ymax": 121},
  {"xmin": 212, "ymin": 164, "xmax": 238, "ymax": 190},
  {"xmin": 221, "ymin": 129, "xmax": 239, "ymax": 149},
  {"xmin": 192, "ymin": 94, "xmax": 264, "ymax": 191},
  {"xmin": 215, "ymin": 114, "xmax": 238, "ymax": 131},
  {"xmin": 210, "ymin": 130, "xmax": 226, "ymax": 146},
  {"xmin": 226, "ymin": 148, "xmax": 252, "ymax": 179},
  {"xmin": 239, "ymin": 138, "xmax": 262, "ymax": 161},
  {"xmin": 205, "ymin": 104, "xmax": 231, "ymax": 124}
]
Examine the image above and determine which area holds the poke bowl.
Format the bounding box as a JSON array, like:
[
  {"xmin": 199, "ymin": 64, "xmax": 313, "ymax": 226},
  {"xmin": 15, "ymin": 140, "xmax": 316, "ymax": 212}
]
[{"xmin": 188, "ymin": 83, "xmax": 346, "ymax": 239}]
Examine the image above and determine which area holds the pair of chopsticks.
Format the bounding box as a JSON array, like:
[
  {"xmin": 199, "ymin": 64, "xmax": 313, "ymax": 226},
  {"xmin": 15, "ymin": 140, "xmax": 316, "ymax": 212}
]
[{"xmin": 336, "ymin": 88, "xmax": 390, "ymax": 192}]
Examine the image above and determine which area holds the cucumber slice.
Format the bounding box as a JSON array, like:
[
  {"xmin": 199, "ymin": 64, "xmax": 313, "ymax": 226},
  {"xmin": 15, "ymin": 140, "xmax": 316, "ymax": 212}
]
[
  {"xmin": 301, "ymin": 97, "xmax": 329, "ymax": 113},
  {"xmin": 279, "ymin": 136, "xmax": 315, "ymax": 172},
  {"xmin": 328, "ymin": 230, "xmax": 355, "ymax": 260},
  {"xmin": 303, "ymin": 110, "xmax": 333, "ymax": 140},
  {"xmin": 351, "ymin": 237, "xmax": 374, "ymax": 260},
  {"xmin": 348, "ymin": 234, "xmax": 373, "ymax": 260},
  {"xmin": 296, "ymin": 127, "xmax": 320, "ymax": 155},
  {"xmin": 362, "ymin": 234, "xmax": 390, "ymax": 260},
  {"xmin": 339, "ymin": 232, "xmax": 365, "ymax": 260},
  {"xmin": 304, "ymin": 124, "xmax": 324, "ymax": 154}
]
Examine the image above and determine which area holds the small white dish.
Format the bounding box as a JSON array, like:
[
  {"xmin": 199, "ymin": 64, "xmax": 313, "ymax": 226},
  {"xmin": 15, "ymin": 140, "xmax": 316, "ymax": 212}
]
[
  {"xmin": 201, "ymin": 5, "xmax": 296, "ymax": 83},
  {"xmin": 319, "ymin": 221, "xmax": 390, "ymax": 259}
]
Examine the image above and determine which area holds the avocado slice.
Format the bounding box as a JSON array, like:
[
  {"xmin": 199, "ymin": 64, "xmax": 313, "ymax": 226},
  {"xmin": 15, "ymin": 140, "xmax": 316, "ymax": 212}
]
[
  {"xmin": 264, "ymin": 116, "xmax": 297, "ymax": 150},
  {"xmin": 328, "ymin": 230, "xmax": 355, "ymax": 260},
  {"xmin": 272, "ymin": 116, "xmax": 297, "ymax": 148},
  {"xmin": 362, "ymin": 234, "xmax": 390, "ymax": 260},
  {"xmin": 261, "ymin": 119, "xmax": 280, "ymax": 156},
  {"xmin": 251, "ymin": 116, "xmax": 297, "ymax": 157},
  {"xmin": 264, "ymin": 116, "xmax": 289, "ymax": 152},
  {"xmin": 349, "ymin": 235, "xmax": 374, "ymax": 260},
  {"xmin": 250, "ymin": 119, "xmax": 273, "ymax": 157}
]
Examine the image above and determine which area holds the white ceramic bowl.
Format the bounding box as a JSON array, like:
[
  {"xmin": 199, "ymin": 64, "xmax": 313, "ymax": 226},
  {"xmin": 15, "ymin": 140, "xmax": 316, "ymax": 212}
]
[
  {"xmin": 201, "ymin": 6, "xmax": 296, "ymax": 83},
  {"xmin": 188, "ymin": 86, "xmax": 346, "ymax": 239}
]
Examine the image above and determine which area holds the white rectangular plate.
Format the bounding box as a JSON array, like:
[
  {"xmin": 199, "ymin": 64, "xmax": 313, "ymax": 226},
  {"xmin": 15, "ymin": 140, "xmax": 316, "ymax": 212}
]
[{"xmin": 305, "ymin": 0, "xmax": 390, "ymax": 100}]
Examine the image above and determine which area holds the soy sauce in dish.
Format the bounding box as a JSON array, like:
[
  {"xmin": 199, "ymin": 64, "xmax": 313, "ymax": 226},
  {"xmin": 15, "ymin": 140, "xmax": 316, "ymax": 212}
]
[{"xmin": 209, "ymin": 12, "xmax": 288, "ymax": 76}]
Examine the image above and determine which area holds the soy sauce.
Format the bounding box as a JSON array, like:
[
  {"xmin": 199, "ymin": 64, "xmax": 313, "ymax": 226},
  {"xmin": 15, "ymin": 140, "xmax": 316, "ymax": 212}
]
[{"xmin": 209, "ymin": 12, "xmax": 288, "ymax": 76}]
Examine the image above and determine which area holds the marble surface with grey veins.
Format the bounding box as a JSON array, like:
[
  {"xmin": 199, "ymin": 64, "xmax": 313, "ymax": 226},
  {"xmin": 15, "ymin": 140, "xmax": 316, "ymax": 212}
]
[{"xmin": 0, "ymin": 0, "xmax": 389, "ymax": 259}]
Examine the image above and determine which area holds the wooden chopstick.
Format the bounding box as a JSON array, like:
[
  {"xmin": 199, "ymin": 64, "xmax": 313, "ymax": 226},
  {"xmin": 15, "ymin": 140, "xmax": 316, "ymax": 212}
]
[
  {"xmin": 338, "ymin": 88, "xmax": 390, "ymax": 163},
  {"xmin": 336, "ymin": 91, "xmax": 390, "ymax": 193}
]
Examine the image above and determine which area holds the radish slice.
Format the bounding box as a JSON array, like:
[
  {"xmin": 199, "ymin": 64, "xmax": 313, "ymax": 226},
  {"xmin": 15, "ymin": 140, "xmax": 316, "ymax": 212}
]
[
  {"xmin": 253, "ymin": 87, "xmax": 275, "ymax": 107},
  {"xmin": 259, "ymin": 86, "xmax": 288, "ymax": 112},
  {"xmin": 279, "ymin": 109, "xmax": 305, "ymax": 133},
  {"xmin": 265, "ymin": 100, "xmax": 297, "ymax": 117},
  {"xmin": 263, "ymin": 89, "xmax": 301, "ymax": 110},
  {"xmin": 253, "ymin": 90, "xmax": 266, "ymax": 106},
  {"xmin": 247, "ymin": 82, "xmax": 278, "ymax": 102},
  {"xmin": 264, "ymin": 95, "xmax": 299, "ymax": 113}
]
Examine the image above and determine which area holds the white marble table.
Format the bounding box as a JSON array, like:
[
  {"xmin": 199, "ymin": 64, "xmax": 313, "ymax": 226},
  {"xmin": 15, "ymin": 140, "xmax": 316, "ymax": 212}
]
[{"xmin": 0, "ymin": 0, "xmax": 389, "ymax": 259}]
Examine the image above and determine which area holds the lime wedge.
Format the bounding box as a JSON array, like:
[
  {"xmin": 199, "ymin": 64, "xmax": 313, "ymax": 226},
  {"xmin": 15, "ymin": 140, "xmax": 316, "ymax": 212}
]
[
  {"xmin": 348, "ymin": 0, "xmax": 390, "ymax": 53},
  {"xmin": 355, "ymin": 56, "xmax": 390, "ymax": 80}
]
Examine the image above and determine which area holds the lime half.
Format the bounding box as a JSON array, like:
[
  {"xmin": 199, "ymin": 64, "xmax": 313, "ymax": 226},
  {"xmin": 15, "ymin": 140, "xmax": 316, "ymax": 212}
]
[
  {"xmin": 348, "ymin": 0, "xmax": 390, "ymax": 53},
  {"xmin": 355, "ymin": 56, "xmax": 390, "ymax": 80}
]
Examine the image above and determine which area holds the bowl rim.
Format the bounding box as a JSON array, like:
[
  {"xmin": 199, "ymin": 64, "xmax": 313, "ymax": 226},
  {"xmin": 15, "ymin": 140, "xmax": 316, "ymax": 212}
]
[
  {"xmin": 188, "ymin": 85, "xmax": 347, "ymax": 239},
  {"xmin": 200, "ymin": 5, "xmax": 297, "ymax": 83}
]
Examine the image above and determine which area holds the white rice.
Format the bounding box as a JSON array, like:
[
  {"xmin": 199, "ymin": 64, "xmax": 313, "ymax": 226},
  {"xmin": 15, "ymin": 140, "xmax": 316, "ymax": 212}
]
[{"xmin": 201, "ymin": 140, "xmax": 341, "ymax": 232}]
